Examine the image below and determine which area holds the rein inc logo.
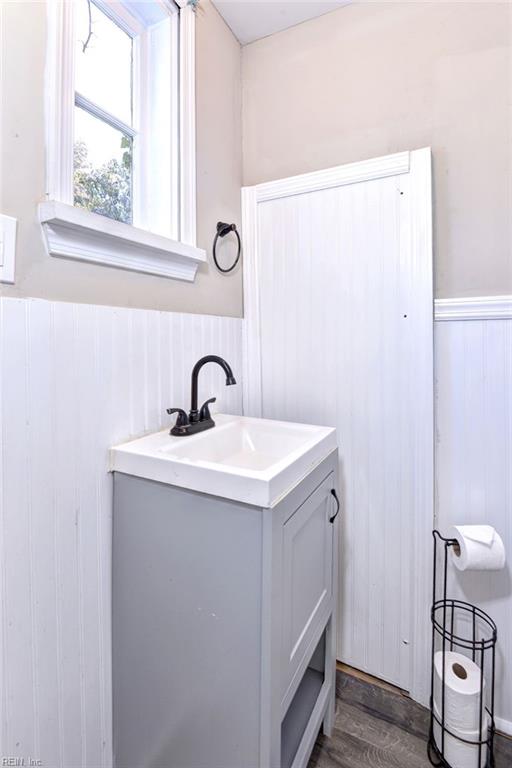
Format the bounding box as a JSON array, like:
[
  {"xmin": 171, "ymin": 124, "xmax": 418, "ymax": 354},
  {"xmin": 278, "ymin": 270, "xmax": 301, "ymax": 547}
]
[{"xmin": 2, "ymin": 759, "xmax": 42, "ymax": 766}]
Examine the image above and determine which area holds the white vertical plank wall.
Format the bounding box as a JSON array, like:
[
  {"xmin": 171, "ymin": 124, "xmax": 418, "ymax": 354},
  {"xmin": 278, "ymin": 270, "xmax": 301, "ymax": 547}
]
[
  {"xmin": 255, "ymin": 178, "xmax": 417, "ymax": 691},
  {"xmin": 1, "ymin": 293, "xmax": 511, "ymax": 757},
  {"xmin": 0, "ymin": 297, "xmax": 243, "ymax": 768},
  {"xmin": 242, "ymin": 150, "xmax": 434, "ymax": 701},
  {"xmin": 435, "ymin": 307, "xmax": 512, "ymax": 734}
]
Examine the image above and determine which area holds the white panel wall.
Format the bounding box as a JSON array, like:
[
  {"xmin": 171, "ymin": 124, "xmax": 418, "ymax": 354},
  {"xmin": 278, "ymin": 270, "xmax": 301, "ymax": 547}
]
[
  {"xmin": 2, "ymin": 295, "xmax": 511, "ymax": 759},
  {"xmin": 242, "ymin": 150, "xmax": 434, "ymax": 701},
  {"xmin": 255, "ymin": 178, "xmax": 417, "ymax": 692},
  {"xmin": 435, "ymin": 313, "xmax": 512, "ymax": 733},
  {"xmin": 0, "ymin": 297, "xmax": 243, "ymax": 768}
]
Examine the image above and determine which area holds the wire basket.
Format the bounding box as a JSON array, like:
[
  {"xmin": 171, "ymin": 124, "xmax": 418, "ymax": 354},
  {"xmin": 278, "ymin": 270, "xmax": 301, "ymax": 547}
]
[{"xmin": 428, "ymin": 530, "xmax": 497, "ymax": 768}]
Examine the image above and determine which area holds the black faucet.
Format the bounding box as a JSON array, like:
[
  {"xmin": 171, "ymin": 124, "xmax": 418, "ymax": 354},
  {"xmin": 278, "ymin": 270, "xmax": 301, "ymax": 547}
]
[{"xmin": 167, "ymin": 355, "xmax": 237, "ymax": 436}]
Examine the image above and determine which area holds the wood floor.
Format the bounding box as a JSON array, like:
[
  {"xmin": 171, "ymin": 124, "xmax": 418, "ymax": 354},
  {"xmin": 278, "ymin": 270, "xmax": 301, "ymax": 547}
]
[{"xmin": 309, "ymin": 671, "xmax": 512, "ymax": 768}]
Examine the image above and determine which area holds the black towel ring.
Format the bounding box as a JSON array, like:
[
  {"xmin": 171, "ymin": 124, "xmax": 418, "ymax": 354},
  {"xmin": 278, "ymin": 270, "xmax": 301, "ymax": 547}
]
[{"xmin": 212, "ymin": 222, "xmax": 241, "ymax": 274}]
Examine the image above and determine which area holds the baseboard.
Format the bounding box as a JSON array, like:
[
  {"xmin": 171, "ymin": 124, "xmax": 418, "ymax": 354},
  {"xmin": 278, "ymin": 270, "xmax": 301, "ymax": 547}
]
[
  {"xmin": 495, "ymin": 717, "xmax": 512, "ymax": 739},
  {"xmin": 434, "ymin": 295, "xmax": 512, "ymax": 321}
]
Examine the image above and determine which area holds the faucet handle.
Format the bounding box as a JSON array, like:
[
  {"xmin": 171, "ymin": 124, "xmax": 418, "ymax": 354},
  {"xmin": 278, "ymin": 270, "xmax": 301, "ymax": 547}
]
[
  {"xmin": 199, "ymin": 397, "xmax": 216, "ymax": 422},
  {"xmin": 166, "ymin": 408, "xmax": 189, "ymax": 428}
]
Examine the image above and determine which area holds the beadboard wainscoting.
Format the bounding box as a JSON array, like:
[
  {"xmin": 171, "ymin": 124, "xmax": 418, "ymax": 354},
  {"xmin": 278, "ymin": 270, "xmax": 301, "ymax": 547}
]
[
  {"xmin": 0, "ymin": 297, "xmax": 242, "ymax": 768},
  {"xmin": 1, "ymin": 292, "xmax": 511, "ymax": 765},
  {"xmin": 242, "ymin": 150, "xmax": 434, "ymax": 703},
  {"xmin": 434, "ymin": 298, "xmax": 512, "ymax": 734}
]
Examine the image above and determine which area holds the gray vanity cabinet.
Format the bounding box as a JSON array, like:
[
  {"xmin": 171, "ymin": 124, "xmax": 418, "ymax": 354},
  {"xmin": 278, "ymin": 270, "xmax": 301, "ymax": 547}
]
[
  {"xmin": 281, "ymin": 473, "xmax": 335, "ymax": 701},
  {"xmin": 113, "ymin": 450, "xmax": 338, "ymax": 768}
]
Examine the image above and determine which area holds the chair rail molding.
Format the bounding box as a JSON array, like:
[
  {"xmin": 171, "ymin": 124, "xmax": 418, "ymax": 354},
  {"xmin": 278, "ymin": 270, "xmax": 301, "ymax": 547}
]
[
  {"xmin": 434, "ymin": 295, "xmax": 512, "ymax": 322},
  {"xmin": 248, "ymin": 151, "xmax": 410, "ymax": 204}
]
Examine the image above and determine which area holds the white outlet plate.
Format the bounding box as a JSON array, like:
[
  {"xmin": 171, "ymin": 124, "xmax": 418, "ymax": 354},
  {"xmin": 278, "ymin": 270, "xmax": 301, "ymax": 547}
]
[{"xmin": 0, "ymin": 213, "xmax": 17, "ymax": 284}]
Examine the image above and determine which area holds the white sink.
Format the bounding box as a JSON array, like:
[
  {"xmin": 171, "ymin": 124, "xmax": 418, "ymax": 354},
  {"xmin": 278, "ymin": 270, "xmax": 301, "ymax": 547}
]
[{"xmin": 110, "ymin": 414, "xmax": 337, "ymax": 507}]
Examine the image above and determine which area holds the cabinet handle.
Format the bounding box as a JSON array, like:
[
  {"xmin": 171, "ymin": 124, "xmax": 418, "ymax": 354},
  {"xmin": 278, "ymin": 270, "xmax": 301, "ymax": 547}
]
[{"xmin": 329, "ymin": 489, "xmax": 340, "ymax": 523}]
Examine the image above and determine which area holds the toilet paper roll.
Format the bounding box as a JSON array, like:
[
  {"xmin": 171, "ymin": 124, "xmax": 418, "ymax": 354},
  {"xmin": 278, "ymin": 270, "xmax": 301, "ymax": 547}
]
[
  {"xmin": 450, "ymin": 525, "xmax": 506, "ymax": 571},
  {"xmin": 433, "ymin": 651, "xmax": 485, "ymax": 733},
  {"xmin": 433, "ymin": 704, "xmax": 489, "ymax": 768}
]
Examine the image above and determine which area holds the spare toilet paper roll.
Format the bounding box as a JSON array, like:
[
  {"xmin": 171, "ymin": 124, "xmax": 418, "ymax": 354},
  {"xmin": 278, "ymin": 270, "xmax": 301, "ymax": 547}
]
[
  {"xmin": 450, "ymin": 525, "xmax": 506, "ymax": 571},
  {"xmin": 433, "ymin": 704, "xmax": 489, "ymax": 768},
  {"xmin": 433, "ymin": 651, "xmax": 485, "ymax": 733}
]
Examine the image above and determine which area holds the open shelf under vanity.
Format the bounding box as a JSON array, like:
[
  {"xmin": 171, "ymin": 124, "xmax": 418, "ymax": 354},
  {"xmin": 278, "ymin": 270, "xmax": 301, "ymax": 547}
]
[{"xmin": 281, "ymin": 630, "xmax": 328, "ymax": 768}]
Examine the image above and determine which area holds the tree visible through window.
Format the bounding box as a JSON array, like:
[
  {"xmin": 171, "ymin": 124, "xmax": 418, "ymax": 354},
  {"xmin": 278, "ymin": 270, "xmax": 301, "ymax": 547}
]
[
  {"xmin": 73, "ymin": 0, "xmax": 135, "ymax": 224},
  {"xmin": 73, "ymin": 134, "xmax": 132, "ymax": 224}
]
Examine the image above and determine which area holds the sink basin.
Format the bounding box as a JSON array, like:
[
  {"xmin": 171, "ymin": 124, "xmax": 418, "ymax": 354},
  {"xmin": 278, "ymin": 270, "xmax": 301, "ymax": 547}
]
[{"xmin": 110, "ymin": 414, "xmax": 337, "ymax": 507}]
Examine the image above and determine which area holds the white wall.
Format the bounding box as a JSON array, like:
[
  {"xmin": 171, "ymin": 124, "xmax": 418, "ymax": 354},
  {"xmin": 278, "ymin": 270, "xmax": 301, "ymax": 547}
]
[
  {"xmin": 0, "ymin": 297, "xmax": 243, "ymax": 767},
  {"xmin": 1, "ymin": 294, "xmax": 511, "ymax": 765},
  {"xmin": 242, "ymin": 150, "xmax": 434, "ymax": 701},
  {"xmin": 435, "ymin": 305, "xmax": 512, "ymax": 733}
]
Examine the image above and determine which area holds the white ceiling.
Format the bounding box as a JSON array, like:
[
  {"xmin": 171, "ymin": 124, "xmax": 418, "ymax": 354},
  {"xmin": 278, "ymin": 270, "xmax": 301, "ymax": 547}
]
[{"xmin": 211, "ymin": 1, "xmax": 350, "ymax": 45}]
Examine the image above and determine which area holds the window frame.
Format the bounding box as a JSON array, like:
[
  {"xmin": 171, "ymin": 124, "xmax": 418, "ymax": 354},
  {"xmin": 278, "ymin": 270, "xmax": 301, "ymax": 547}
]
[
  {"xmin": 41, "ymin": 0, "xmax": 204, "ymax": 281},
  {"xmin": 74, "ymin": 0, "xmax": 140, "ymax": 227}
]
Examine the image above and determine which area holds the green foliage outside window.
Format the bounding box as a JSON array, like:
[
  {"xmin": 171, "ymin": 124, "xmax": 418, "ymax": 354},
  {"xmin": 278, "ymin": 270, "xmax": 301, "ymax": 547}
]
[{"xmin": 73, "ymin": 136, "xmax": 132, "ymax": 224}]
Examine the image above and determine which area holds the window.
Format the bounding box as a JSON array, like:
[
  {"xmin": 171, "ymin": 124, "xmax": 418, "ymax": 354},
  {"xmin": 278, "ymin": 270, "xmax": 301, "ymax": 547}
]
[
  {"xmin": 74, "ymin": 1, "xmax": 135, "ymax": 224},
  {"xmin": 41, "ymin": 0, "xmax": 204, "ymax": 281}
]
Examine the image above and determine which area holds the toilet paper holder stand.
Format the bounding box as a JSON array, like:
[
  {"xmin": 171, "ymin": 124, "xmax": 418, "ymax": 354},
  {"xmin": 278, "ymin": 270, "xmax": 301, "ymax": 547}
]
[{"xmin": 428, "ymin": 530, "xmax": 497, "ymax": 768}]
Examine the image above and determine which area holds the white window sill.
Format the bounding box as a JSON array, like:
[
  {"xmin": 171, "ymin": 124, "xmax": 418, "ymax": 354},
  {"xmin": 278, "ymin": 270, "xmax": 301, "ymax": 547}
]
[{"xmin": 39, "ymin": 201, "xmax": 206, "ymax": 281}]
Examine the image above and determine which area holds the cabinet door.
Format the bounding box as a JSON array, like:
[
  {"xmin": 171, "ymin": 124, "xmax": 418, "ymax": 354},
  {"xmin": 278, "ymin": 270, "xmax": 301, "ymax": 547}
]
[{"xmin": 281, "ymin": 474, "xmax": 335, "ymax": 701}]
